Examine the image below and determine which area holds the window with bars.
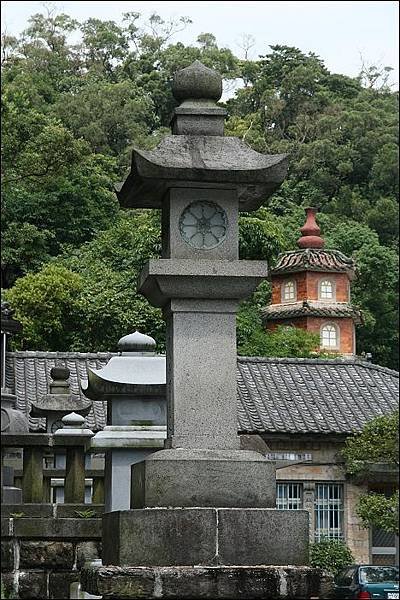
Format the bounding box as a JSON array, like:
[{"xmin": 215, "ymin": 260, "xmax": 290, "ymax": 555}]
[
  {"xmin": 276, "ymin": 483, "xmax": 303, "ymax": 510},
  {"xmin": 314, "ymin": 483, "xmax": 344, "ymax": 541}
]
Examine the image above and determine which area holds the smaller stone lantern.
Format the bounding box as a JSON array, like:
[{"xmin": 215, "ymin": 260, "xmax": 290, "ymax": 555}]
[
  {"xmin": 83, "ymin": 331, "xmax": 166, "ymax": 512},
  {"xmin": 30, "ymin": 366, "xmax": 92, "ymax": 433}
]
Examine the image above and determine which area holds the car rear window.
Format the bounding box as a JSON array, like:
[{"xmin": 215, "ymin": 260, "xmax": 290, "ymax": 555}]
[{"xmin": 360, "ymin": 567, "xmax": 399, "ymax": 584}]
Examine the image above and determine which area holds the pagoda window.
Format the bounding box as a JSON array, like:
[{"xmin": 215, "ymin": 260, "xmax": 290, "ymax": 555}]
[
  {"xmin": 282, "ymin": 280, "xmax": 296, "ymax": 302},
  {"xmin": 320, "ymin": 323, "xmax": 339, "ymax": 349},
  {"xmin": 319, "ymin": 279, "xmax": 335, "ymax": 300}
]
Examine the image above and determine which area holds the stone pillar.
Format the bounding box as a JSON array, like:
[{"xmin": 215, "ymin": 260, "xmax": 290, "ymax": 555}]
[
  {"xmin": 164, "ymin": 299, "xmax": 238, "ymax": 450},
  {"xmin": 54, "ymin": 412, "xmax": 94, "ymax": 504},
  {"xmin": 22, "ymin": 446, "xmax": 44, "ymax": 503},
  {"xmin": 345, "ymin": 482, "xmax": 370, "ymax": 563},
  {"xmin": 303, "ymin": 482, "xmax": 316, "ymax": 544},
  {"xmin": 1, "ymin": 301, "xmax": 28, "ymax": 504}
]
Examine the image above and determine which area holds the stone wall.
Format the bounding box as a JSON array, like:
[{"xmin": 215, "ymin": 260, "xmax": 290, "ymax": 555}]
[{"xmin": 1, "ymin": 505, "xmax": 102, "ymax": 599}]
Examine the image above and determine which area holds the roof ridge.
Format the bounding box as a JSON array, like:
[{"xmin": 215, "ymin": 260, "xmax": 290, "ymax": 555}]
[
  {"xmin": 8, "ymin": 351, "xmax": 116, "ymax": 358},
  {"xmin": 237, "ymin": 356, "xmax": 399, "ymax": 375},
  {"xmin": 8, "ymin": 351, "xmax": 398, "ymax": 377}
]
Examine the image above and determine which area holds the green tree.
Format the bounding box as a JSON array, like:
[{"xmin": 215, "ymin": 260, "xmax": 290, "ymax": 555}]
[
  {"xmin": 342, "ymin": 412, "xmax": 399, "ymax": 534},
  {"xmin": 4, "ymin": 211, "xmax": 164, "ymax": 352},
  {"xmin": 5, "ymin": 264, "xmax": 84, "ymax": 350}
]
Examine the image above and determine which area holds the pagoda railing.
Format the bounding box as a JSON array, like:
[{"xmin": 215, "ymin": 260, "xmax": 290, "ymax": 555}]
[{"xmin": 1, "ymin": 433, "xmax": 104, "ymax": 505}]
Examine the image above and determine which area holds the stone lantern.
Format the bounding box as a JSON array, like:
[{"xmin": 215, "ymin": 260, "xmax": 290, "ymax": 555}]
[
  {"xmin": 30, "ymin": 366, "xmax": 92, "ymax": 433},
  {"xmin": 82, "ymin": 62, "xmax": 325, "ymax": 599},
  {"xmin": 83, "ymin": 331, "xmax": 166, "ymax": 511}
]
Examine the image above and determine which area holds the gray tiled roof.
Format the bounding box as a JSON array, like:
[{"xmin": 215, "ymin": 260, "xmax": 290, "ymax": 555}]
[
  {"xmin": 5, "ymin": 351, "xmax": 113, "ymax": 433},
  {"xmin": 237, "ymin": 357, "xmax": 398, "ymax": 434},
  {"xmin": 5, "ymin": 352, "xmax": 398, "ymax": 435}
]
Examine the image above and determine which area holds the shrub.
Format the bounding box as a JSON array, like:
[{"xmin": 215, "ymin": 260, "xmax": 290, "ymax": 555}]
[{"xmin": 310, "ymin": 538, "xmax": 354, "ymax": 576}]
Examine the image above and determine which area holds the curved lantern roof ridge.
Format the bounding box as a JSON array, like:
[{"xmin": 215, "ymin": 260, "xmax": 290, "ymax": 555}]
[
  {"xmin": 118, "ymin": 137, "xmax": 289, "ymax": 211},
  {"xmin": 81, "ymin": 330, "xmax": 166, "ymax": 402}
]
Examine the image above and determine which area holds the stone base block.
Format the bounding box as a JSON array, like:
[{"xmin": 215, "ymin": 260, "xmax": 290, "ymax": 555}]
[
  {"xmin": 81, "ymin": 564, "xmax": 334, "ymax": 599},
  {"xmin": 131, "ymin": 449, "xmax": 276, "ymax": 508},
  {"xmin": 1, "ymin": 485, "xmax": 22, "ymax": 503},
  {"xmin": 102, "ymin": 507, "xmax": 309, "ymax": 567}
]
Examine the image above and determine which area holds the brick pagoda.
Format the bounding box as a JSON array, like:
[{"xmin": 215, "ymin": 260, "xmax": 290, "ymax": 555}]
[{"xmin": 262, "ymin": 207, "xmax": 362, "ymax": 355}]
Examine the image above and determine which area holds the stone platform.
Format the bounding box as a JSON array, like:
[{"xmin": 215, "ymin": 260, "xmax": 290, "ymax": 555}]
[
  {"xmin": 102, "ymin": 508, "xmax": 309, "ymax": 567},
  {"xmin": 81, "ymin": 564, "xmax": 334, "ymax": 599},
  {"xmin": 131, "ymin": 449, "xmax": 276, "ymax": 508}
]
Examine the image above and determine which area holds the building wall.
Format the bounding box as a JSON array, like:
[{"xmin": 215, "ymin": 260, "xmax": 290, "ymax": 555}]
[
  {"xmin": 266, "ymin": 317, "xmax": 355, "ymax": 354},
  {"xmin": 305, "ymin": 317, "xmax": 355, "ymax": 355},
  {"xmin": 271, "ymin": 272, "xmax": 350, "ymax": 304},
  {"xmin": 264, "ymin": 435, "xmax": 371, "ymax": 563}
]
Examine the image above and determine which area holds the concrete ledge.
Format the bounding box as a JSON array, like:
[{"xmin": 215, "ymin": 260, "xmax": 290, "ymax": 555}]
[
  {"xmin": 1, "ymin": 503, "xmax": 104, "ymax": 518},
  {"xmin": 81, "ymin": 564, "xmax": 334, "ymax": 599},
  {"xmin": 56, "ymin": 504, "xmax": 104, "ymax": 518},
  {"xmin": 1, "ymin": 517, "xmax": 101, "ymax": 539},
  {"xmin": 1, "ymin": 503, "xmax": 54, "ymax": 518}
]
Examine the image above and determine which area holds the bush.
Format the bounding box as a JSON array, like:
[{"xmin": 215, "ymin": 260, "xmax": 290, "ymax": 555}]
[{"xmin": 310, "ymin": 538, "xmax": 354, "ymax": 576}]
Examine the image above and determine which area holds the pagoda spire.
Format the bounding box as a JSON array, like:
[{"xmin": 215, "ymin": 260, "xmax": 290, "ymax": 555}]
[{"xmin": 297, "ymin": 207, "xmax": 324, "ymax": 249}]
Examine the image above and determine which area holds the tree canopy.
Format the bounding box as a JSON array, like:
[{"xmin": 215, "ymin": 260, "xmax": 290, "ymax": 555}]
[
  {"xmin": 1, "ymin": 9, "xmax": 399, "ymax": 368},
  {"xmin": 342, "ymin": 412, "xmax": 399, "ymax": 534}
]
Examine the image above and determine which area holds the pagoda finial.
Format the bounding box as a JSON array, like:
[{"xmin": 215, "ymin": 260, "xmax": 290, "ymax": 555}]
[
  {"xmin": 172, "ymin": 60, "xmax": 222, "ymax": 103},
  {"xmin": 297, "ymin": 207, "xmax": 324, "ymax": 249}
]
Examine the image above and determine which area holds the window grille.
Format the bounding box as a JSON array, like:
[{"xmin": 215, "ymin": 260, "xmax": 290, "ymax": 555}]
[
  {"xmin": 320, "ymin": 324, "xmax": 338, "ymax": 348},
  {"xmin": 320, "ymin": 280, "xmax": 334, "ymax": 300},
  {"xmin": 276, "ymin": 483, "xmax": 303, "ymax": 510},
  {"xmin": 282, "ymin": 281, "xmax": 296, "ymax": 301},
  {"xmin": 314, "ymin": 483, "xmax": 344, "ymax": 541}
]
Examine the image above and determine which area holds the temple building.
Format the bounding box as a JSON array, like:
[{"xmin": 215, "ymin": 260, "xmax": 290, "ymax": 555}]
[{"xmin": 262, "ymin": 207, "xmax": 363, "ymax": 355}]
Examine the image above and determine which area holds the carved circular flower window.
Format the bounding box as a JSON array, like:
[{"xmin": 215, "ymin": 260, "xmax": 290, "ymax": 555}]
[{"xmin": 179, "ymin": 201, "xmax": 228, "ymax": 249}]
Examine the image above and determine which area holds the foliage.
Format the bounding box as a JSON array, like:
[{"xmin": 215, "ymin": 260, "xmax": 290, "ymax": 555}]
[
  {"xmin": 1, "ymin": 9, "xmax": 398, "ymax": 366},
  {"xmin": 5, "ymin": 265, "xmax": 84, "ymax": 350},
  {"xmin": 356, "ymin": 492, "xmax": 399, "ymax": 534},
  {"xmin": 75, "ymin": 508, "xmax": 97, "ymax": 518},
  {"xmin": 5, "ymin": 212, "xmax": 165, "ymax": 352},
  {"xmin": 238, "ymin": 324, "xmax": 323, "ymax": 358},
  {"xmin": 342, "ymin": 412, "xmax": 399, "ymax": 476},
  {"xmin": 342, "ymin": 412, "xmax": 399, "ymax": 535},
  {"xmin": 310, "ymin": 538, "xmax": 354, "ymax": 576}
]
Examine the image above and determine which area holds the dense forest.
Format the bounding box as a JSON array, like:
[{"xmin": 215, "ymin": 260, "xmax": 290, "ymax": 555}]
[{"xmin": 1, "ymin": 10, "xmax": 399, "ymax": 369}]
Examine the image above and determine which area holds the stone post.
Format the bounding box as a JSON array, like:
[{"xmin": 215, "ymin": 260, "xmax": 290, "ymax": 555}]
[
  {"xmin": 22, "ymin": 446, "xmax": 44, "ymax": 503},
  {"xmin": 303, "ymin": 481, "xmax": 316, "ymax": 543},
  {"xmin": 54, "ymin": 412, "xmax": 94, "ymax": 504}
]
